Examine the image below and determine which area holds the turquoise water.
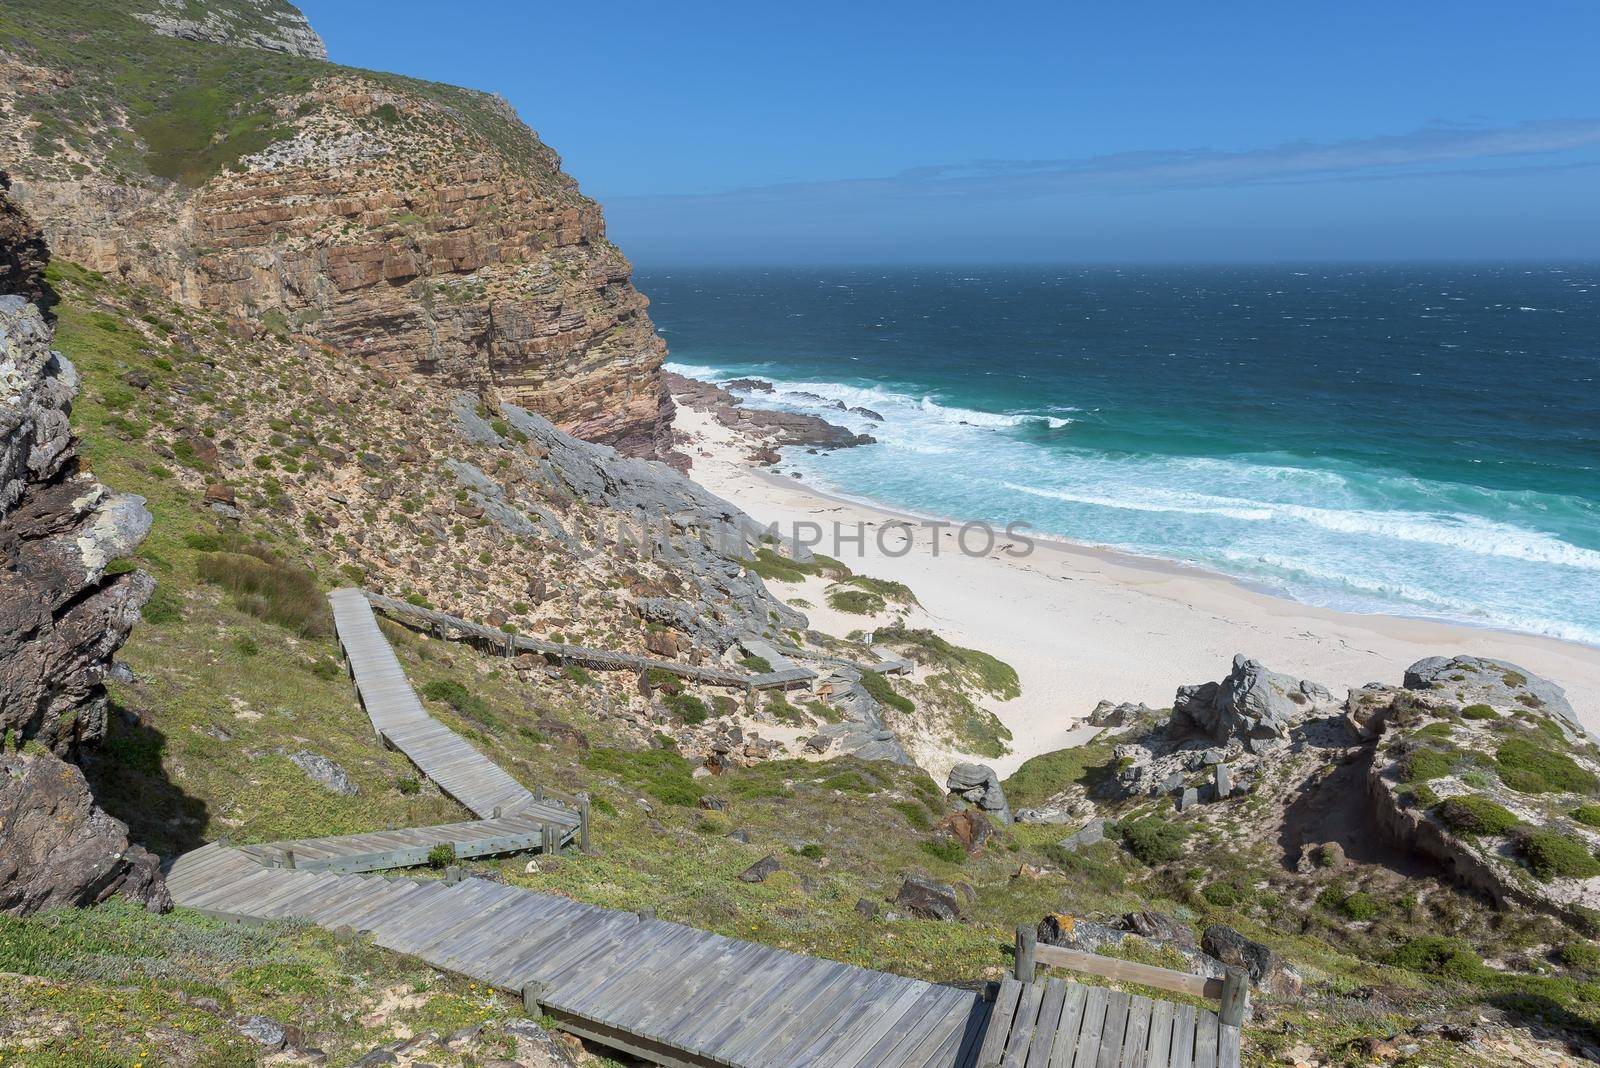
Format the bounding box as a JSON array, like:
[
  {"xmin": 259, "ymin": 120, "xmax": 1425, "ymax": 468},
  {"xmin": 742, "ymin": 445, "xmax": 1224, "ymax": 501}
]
[{"xmin": 639, "ymin": 266, "xmax": 1600, "ymax": 645}]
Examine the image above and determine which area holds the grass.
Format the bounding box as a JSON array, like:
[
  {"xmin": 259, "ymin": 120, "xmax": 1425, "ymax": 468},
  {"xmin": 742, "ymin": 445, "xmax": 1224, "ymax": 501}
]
[
  {"xmin": 581, "ymin": 747, "xmax": 704, "ymax": 807},
  {"xmin": 832, "ymin": 574, "xmax": 917, "ymax": 605},
  {"xmin": 419, "ymin": 678, "xmax": 498, "ymax": 729},
  {"xmin": 742, "ymin": 547, "xmax": 851, "ymax": 584},
  {"xmin": 194, "ymin": 545, "xmax": 331, "ymax": 637},
  {"xmin": 0, "ymin": 899, "xmax": 513, "ymax": 1064},
  {"xmin": 1399, "ymin": 746, "xmax": 1455, "ymax": 784}
]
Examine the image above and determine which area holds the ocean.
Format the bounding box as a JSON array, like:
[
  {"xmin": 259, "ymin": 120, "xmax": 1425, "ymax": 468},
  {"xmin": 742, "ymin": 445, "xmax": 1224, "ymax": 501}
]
[{"xmin": 639, "ymin": 265, "xmax": 1600, "ymax": 646}]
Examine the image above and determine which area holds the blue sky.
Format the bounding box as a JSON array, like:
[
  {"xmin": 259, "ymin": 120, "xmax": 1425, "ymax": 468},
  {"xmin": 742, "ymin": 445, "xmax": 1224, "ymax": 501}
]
[{"xmin": 302, "ymin": 1, "xmax": 1600, "ymax": 265}]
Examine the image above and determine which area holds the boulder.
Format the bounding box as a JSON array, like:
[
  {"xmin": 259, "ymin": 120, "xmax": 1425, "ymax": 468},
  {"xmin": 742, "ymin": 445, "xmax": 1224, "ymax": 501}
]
[
  {"xmin": 1088, "ymin": 701, "xmax": 1151, "ymax": 728},
  {"xmin": 1055, "ymin": 819, "xmax": 1108, "ymax": 853},
  {"xmin": 894, "ymin": 876, "xmax": 961, "ymax": 921},
  {"xmin": 946, "ymin": 762, "xmax": 1012, "ymax": 824},
  {"xmin": 285, "ymin": 750, "xmax": 359, "ymax": 796},
  {"xmin": 1175, "ymin": 654, "xmax": 1330, "ymax": 749},
  {"xmin": 0, "ymin": 752, "xmax": 169, "ymax": 915},
  {"xmin": 1202, "ymin": 924, "xmax": 1302, "ymax": 997},
  {"xmin": 933, "ymin": 810, "xmax": 995, "ymax": 855},
  {"xmin": 738, "ymin": 855, "xmax": 780, "ymax": 883},
  {"xmin": 1119, "ymin": 910, "xmax": 1196, "ymax": 948}
]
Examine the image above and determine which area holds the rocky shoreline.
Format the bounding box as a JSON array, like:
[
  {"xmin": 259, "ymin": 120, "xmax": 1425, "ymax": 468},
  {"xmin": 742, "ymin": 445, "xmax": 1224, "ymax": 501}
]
[{"xmin": 665, "ymin": 371, "xmax": 876, "ymax": 465}]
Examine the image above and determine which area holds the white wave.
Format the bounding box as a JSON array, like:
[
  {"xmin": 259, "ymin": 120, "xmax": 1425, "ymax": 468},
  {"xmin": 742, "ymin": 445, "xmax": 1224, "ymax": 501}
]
[{"xmin": 1001, "ymin": 482, "xmax": 1600, "ymax": 571}]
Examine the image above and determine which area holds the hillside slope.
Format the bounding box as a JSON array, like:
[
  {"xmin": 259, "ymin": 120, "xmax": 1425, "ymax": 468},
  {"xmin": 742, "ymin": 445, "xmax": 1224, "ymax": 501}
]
[{"xmin": 0, "ymin": 0, "xmax": 672, "ymax": 458}]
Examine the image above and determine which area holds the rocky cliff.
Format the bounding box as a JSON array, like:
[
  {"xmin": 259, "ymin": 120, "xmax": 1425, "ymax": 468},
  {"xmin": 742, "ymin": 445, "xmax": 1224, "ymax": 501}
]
[
  {"xmin": 0, "ymin": 175, "xmax": 167, "ymax": 914},
  {"xmin": 0, "ymin": 0, "xmax": 673, "ymax": 459}
]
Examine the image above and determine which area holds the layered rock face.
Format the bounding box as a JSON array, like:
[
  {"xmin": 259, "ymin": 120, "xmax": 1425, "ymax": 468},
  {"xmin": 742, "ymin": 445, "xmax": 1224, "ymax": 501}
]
[
  {"xmin": 3, "ymin": 5, "xmax": 673, "ymax": 459},
  {"xmin": 0, "ymin": 180, "xmax": 167, "ymax": 915}
]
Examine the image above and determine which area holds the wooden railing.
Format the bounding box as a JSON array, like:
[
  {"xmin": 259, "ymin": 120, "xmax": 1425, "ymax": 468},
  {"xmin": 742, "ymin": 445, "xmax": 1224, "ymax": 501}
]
[{"xmin": 1015, "ymin": 926, "xmax": 1249, "ymax": 1027}]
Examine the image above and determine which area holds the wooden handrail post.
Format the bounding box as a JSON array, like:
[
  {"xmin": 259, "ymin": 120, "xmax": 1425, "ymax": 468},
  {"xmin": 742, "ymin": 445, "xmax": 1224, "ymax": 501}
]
[
  {"xmin": 444, "ymin": 865, "xmax": 462, "ymax": 885},
  {"xmin": 579, "ymin": 793, "xmax": 591, "ymax": 853},
  {"xmin": 283, "ymin": 848, "xmax": 296, "ymax": 870},
  {"xmin": 637, "ymin": 906, "xmax": 656, "ymax": 921},
  {"xmin": 1219, "ymin": 967, "xmax": 1249, "ymax": 1027},
  {"xmin": 522, "ymin": 980, "xmax": 546, "ymax": 1015},
  {"xmin": 1015, "ymin": 925, "xmax": 1037, "ymax": 983}
]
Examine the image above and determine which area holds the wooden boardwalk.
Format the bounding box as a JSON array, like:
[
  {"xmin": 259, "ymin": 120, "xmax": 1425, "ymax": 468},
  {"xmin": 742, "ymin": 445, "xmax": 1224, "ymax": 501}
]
[
  {"xmin": 973, "ymin": 976, "xmax": 1236, "ymax": 1068},
  {"xmin": 161, "ymin": 586, "xmax": 1240, "ymax": 1067},
  {"xmin": 362, "ymin": 591, "xmax": 817, "ymax": 690},
  {"xmin": 234, "ymin": 807, "xmax": 580, "ymax": 874},
  {"xmin": 330, "ymin": 588, "xmax": 539, "ymax": 819}
]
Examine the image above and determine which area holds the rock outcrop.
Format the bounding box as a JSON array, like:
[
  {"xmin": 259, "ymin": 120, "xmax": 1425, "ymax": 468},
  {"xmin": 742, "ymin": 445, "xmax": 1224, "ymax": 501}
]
[
  {"xmin": 0, "ymin": 188, "xmax": 165, "ymax": 914},
  {"xmin": 665, "ymin": 372, "xmax": 877, "ymax": 461},
  {"xmin": 130, "ymin": 0, "xmax": 328, "ymax": 59},
  {"xmin": 0, "ymin": 173, "xmax": 48, "ymax": 305},
  {"xmin": 1175, "ymin": 653, "xmax": 1333, "ymax": 750},
  {"xmin": 946, "ymin": 762, "xmax": 1012, "ymax": 824},
  {"xmin": 1365, "ymin": 660, "xmax": 1600, "ymax": 922},
  {"xmin": 4, "ymin": 9, "xmax": 673, "ymax": 460}
]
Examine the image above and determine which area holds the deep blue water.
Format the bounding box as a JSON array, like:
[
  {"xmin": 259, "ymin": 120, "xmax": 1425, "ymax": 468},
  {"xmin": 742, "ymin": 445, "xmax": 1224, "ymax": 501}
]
[{"xmin": 638, "ymin": 265, "xmax": 1600, "ymax": 645}]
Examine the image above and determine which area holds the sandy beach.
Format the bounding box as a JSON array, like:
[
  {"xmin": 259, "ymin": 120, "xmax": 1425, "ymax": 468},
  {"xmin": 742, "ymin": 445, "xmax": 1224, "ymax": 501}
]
[{"xmin": 673, "ymin": 401, "xmax": 1600, "ymax": 777}]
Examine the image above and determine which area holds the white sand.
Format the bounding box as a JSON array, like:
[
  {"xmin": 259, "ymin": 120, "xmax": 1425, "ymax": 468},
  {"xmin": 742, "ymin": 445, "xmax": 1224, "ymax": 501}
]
[{"xmin": 674, "ymin": 402, "xmax": 1600, "ymax": 778}]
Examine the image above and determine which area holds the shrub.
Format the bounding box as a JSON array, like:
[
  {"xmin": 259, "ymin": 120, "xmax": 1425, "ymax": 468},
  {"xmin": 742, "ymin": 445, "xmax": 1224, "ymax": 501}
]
[
  {"xmin": 827, "ymin": 589, "xmax": 886, "ymax": 615},
  {"xmin": 1572, "ymin": 805, "xmax": 1600, "ymax": 828},
  {"xmin": 396, "ymin": 776, "xmax": 421, "ymax": 796},
  {"xmin": 919, "ymin": 839, "xmax": 966, "ymax": 865},
  {"xmin": 796, "ymin": 843, "xmax": 826, "ymax": 860},
  {"xmin": 234, "ymin": 635, "xmax": 259, "ymax": 657},
  {"xmin": 645, "ymin": 668, "xmax": 683, "ymax": 696},
  {"xmin": 858, "ymin": 669, "xmax": 914, "ymax": 714},
  {"xmin": 1496, "ymin": 737, "xmax": 1599, "ymax": 795},
  {"xmin": 1201, "ymin": 882, "xmax": 1240, "ymax": 907},
  {"xmin": 420, "ymin": 679, "xmax": 497, "ymax": 728},
  {"xmin": 426, "ymin": 844, "xmax": 455, "ymax": 868},
  {"xmin": 875, "ymin": 626, "xmax": 1021, "ymax": 699},
  {"xmin": 308, "ymin": 657, "xmax": 342, "ymax": 681},
  {"xmin": 562, "ymin": 665, "xmax": 594, "ymax": 687},
  {"xmin": 1388, "ymin": 936, "xmax": 1488, "ymax": 981},
  {"xmin": 1518, "ymin": 830, "xmax": 1600, "ymax": 881},
  {"xmin": 1462, "ymin": 703, "xmax": 1497, "ymax": 720},
  {"xmin": 195, "ymin": 547, "xmax": 330, "ymax": 637},
  {"xmin": 1560, "ymin": 941, "xmax": 1600, "ymax": 970},
  {"xmin": 1339, "ymin": 892, "xmax": 1380, "ymax": 921},
  {"xmin": 1437, "ymin": 795, "xmax": 1521, "ymax": 837},
  {"xmin": 666, "ymin": 692, "xmax": 708, "ymax": 726},
  {"xmin": 1120, "ymin": 817, "xmax": 1188, "ymax": 865},
  {"xmin": 738, "ymin": 654, "xmax": 774, "ymax": 673},
  {"xmin": 1400, "ymin": 747, "xmax": 1453, "ymax": 783}
]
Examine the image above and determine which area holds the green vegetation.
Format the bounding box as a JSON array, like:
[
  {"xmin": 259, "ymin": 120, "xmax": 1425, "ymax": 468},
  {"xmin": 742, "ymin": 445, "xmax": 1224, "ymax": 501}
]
[
  {"xmin": 859, "ymin": 667, "xmax": 915, "ymax": 714},
  {"xmin": 1496, "ymin": 737, "xmax": 1600, "ymax": 795},
  {"xmin": 1389, "ymin": 936, "xmax": 1490, "ymax": 982},
  {"xmin": 1462, "ymin": 703, "xmax": 1498, "ymax": 720},
  {"xmin": 738, "ymin": 653, "xmax": 774, "ymax": 673},
  {"xmin": 875, "ymin": 626, "xmax": 1021, "ymax": 700},
  {"xmin": 1437, "ymin": 795, "xmax": 1521, "ymax": 837},
  {"xmin": 427, "ymin": 843, "xmax": 456, "ymax": 868},
  {"xmin": 827, "ymin": 588, "xmax": 886, "ymax": 615},
  {"xmin": 0, "ymin": 900, "xmax": 510, "ymax": 1064},
  {"xmin": 420, "ymin": 678, "xmax": 497, "ymax": 729},
  {"xmin": 1519, "ymin": 830, "xmax": 1600, "ymax": 881},
  {"xmin": 1202, "ymin": 881, "xmax": 1241, "ymax": 907},
  {"xmin": 666, "ymin": 691, "xmax": 709, "ymax": 725},
  {"xmin": 1003, "ymin": 736, "xmax": 1119, "ymax": 808},
  {"xmin": 742, "ymin": 547, "xmax": 850, "ymax": 584},
  {"xmin": 831, "ymin": 574, "xmax": 917, "ymax": 605},
  {"xmin": 582, "ymin": 747, "xmax": 703, "ymax": 807},
  {"xmin": 195, "ymin": 546, "xmax": 330, "ymax": 637},
  {"xmin": 1561, "ymin": 941, "xmax": 1600, "ymax": 970},
  {"xmin": 1573, "ymin": 805, "xmax": 1600, "ymax": 829},
  {"xmin": 1399, "ymin": 745, "xmax": 1454, "ymax": 784},
  {"xmin": 645, "ymin": 667, "xmax": 683, "ymax": 695},
  {"xmin": 1119, "ymin": 817, "xmax": 1188, "ymax": 866},
  {"xmin": 919, "ymin": 839, "xmax": 967, "ymax": 865}
]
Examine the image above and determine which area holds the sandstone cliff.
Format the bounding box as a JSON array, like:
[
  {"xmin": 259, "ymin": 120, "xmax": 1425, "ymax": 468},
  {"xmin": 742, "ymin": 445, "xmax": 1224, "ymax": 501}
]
[
  {"xmin": 0, "ymin": 0, "xmax": 673, "ymax": 459},
  {"xmin": 0, "ymin": 175, "xmax": 167, "ymax": 914}
]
